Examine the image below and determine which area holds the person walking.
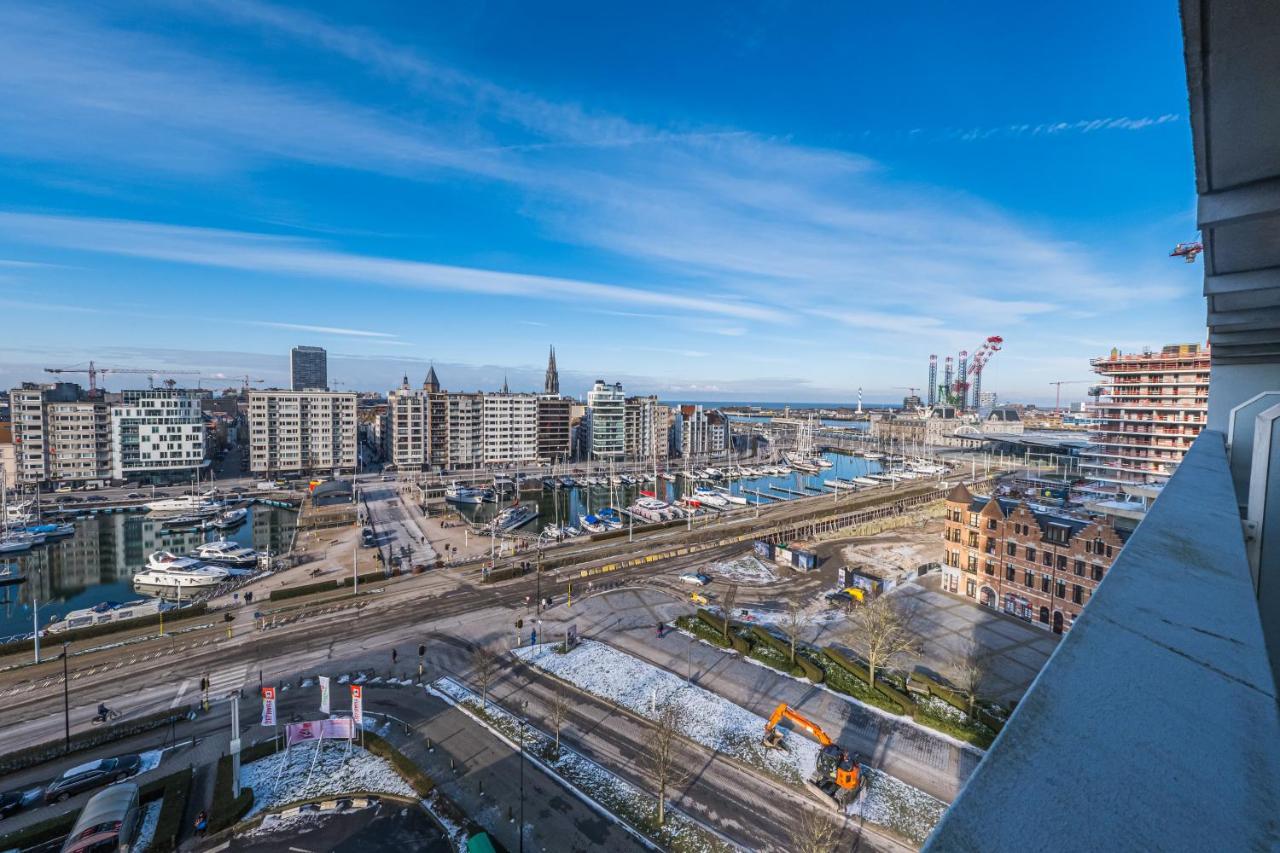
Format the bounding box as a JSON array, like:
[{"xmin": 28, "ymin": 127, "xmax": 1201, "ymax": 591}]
[
  {"xmin": 194, "ymin": 811, "xmax": 208, "ymax": 837},
  {"xmin": 391, "ymin": 648, "xmax": 398, "ymax": 665}
]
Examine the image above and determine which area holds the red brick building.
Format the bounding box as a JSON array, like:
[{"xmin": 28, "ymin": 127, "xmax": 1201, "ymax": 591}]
[{"xmin": 941, "ymin": 483, "xmax": 1126, "ymax": 633}]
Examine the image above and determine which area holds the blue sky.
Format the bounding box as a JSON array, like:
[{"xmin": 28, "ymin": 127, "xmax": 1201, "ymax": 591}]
[{"xmin": 0, "ymin": 1, "xmax": 1203, "ymax": 403}]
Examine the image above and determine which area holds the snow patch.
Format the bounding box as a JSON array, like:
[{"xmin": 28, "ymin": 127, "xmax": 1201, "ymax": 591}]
[
  {"xmin": 705, "ymin": 554, "xmax": 777, "ymax": 586},
  {"xmin": 241, "ymin": 743, "xmax": 414, "ymax": 817},
  {"xmin": 134, "ymin": 799, "xmax": 162, "ymax": 852},
  {"xmin": 137, "ymin": 749, "xmax": 163, "ymax": 775},
  {"xmin": 848, "ymin": 767, "xmax": 947, "ymax": 847}
]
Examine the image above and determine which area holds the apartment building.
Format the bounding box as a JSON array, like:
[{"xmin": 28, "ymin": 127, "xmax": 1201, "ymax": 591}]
[
  {"xmin": 536, "ymin": 396, "xmax": 572, "ymax": 463},
  {"xmin": 444, "ymin": 392, "xmax": 484, "ymax": 470},
  {"xmin": 111, "ymin": 389, "xmax": 206, "ymax": 482},
  {"xmin": 1082, "ymin": 343, "xmax": 1211, "ymax": 485},
  {"xmin": 386, "ymin": 384, "xmax": 428, "ymax": 471},
  {"xmin": 624, "ymin": 396, "xmax": 670, "ymax": 463},
  {"xmin": 941, "ymin": 483, "xmax": 1126, "ymax": 633},
  {"xmin": 248, "ymin": 390, "xmax": 357, "ymax": 477},
  {"xmin": 674, "ymin": 404, "xmax": 728, "ymax": 457},
  {"xmin": 290, "ymin": 345, "xmax": 328, "ymax": 391},
  {"xmin": 586, "ymin": 380, "xmax": 625, "ymax": 460},
  {"xmin": 482, "ymin": 392, "xmax": 538, "ymax": 465},
  {"xmin": 7, "ymin": 383, "xmax": 115, "ymax": 486},
  {"xmin": 0, "ymin": 422, "xmax": 15, "ymax": 486}
]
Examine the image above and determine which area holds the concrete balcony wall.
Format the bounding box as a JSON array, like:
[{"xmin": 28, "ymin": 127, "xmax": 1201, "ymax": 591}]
[{"xmin": 924, "ymin": 431, "xmax": 1280, "ymax": 851}]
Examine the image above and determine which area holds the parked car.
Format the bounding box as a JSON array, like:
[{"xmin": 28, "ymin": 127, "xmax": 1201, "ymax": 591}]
[
  {"xmin": 0, "ymin": 789, "xmax": 25, "ymax": 820},
  {"xmin": 86, "ymin": 496, "xmax": 108, "ymax": 503},
  {"xmin": 126, "ymin": 493, "xmax": 143, "ymax": 499},
  {"xmin": 44, "ymin": 755, "xmax": 142, "ymax": 803},
  {"xmin": 678, "ymin": 572, "xmax": 712, "ymax": 586},
  {"xmin": 54, "ymin": 484, "xmax": 73, "ymax": 493}
]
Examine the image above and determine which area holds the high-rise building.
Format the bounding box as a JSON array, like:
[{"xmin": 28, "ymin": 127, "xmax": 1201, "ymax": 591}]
[
  {"xmin": 248, "ymin": 389, "xmax": 357, "ymax": 476},
  {"xmin": 674, "ymin": 404, "xmax": 728, "ymax": 457},
  {"xmin": 8, "ymin": 383, "xmax": 113, "ymax": 486},
  {"xmin": 111, "ymin": 389, "xmax": 206, "ymax": 482},
  {"xmin": 543, "ymin": 346, "xmax": 559, "ymax": 396},
  {"xmin": 624, "ymin": 396, "xmax": 668, "ymax": 462},
  {"xmin": 443, "ymin": 392, "xmax": 484, "ymax": 469},
  {"xmin": 537, "ymin": 395, "xmax": 572, "ymax": 463},
  {"xmin": 290, "ymin": 345, "xmax": 328, "ymax": 391},
  {"xmin": 0, "ymin": 422, "xmax": 16, "ymax": 486},
  {"xmin": 482, "ymin": 392, "xmax": 538, "ymax": 465},
  {"xmin": 1081, "ymin": 343, "xmax": 1210, "ymax": 485},
  {"xmin": 586, "ymin": 380, "xmax": 625, "ymax": 460}
]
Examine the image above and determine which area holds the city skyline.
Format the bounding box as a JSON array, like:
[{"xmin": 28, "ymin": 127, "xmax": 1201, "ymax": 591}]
[{"xmin": 0, "ymin": 1, "xmax": 1203, "ymax": 402}]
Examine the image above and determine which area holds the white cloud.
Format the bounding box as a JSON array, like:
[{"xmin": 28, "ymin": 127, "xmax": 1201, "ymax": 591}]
[{"xmin": 246, "ymin": 321, "xmax": 396, "ymax": 338}]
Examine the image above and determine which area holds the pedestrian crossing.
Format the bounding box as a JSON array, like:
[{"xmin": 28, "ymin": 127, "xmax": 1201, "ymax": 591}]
[{"xmin": 197, "ymin": 664, "xmax": 249, "ymax": 702}]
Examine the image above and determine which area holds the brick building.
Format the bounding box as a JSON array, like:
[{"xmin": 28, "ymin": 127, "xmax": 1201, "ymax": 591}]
[{"xmin": 941, "ymin": 483, "xmax": 1126, "ymax": 633}]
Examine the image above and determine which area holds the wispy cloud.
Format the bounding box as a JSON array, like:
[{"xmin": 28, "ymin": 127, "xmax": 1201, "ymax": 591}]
[{"xmin": 247, "ymin": 320, "xmax": 397, "ymax": 338}]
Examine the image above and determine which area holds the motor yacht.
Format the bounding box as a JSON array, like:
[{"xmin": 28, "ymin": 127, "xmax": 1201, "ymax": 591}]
[
  {"xmin": 445, "ymin": 483, "xmax": 490, "ymax": 505},
  {"xmin": 133, "ymin": 551, "xmax": 229, "ymax": 590},
  {"xmin": 193, "ymin": 539, "xmax": 260, "ymax": 568}
]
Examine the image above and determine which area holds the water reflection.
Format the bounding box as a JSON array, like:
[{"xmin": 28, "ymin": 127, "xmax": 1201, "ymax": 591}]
[{"xmin": 0, "ymin": 505, "xmax": 296, "ymax": 637}]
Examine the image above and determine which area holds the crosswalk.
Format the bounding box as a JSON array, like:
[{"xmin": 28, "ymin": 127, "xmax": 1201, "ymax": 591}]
[{"xmin": 173, "ymin": 664, "xmax": 249, "ymax": 707}]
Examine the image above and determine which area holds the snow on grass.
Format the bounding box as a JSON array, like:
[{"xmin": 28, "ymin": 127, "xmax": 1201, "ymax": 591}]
[
  {"xmin": 134, "ymin": 800, "xmax": 161, "ymax": 852},
  {"xmin": 431, "ymin": 677, "xmax": 728, "ymax": 853},
  {"xmin": 514, "ymin": 640, "xmax": 819, "ymax": 785},
  {"xmin": 848, "ymin": 767, "xmax": 947, "ymax": 847},
  {"xmin": 241, "ymin": 743, "xmax": 414, "ymax": 817},
  {"xmin": 916, "ymin": 693, "xmax": 968, "ymax": 725},
  {"xmin": 705, "ymin": 554, "xmax": 777, "ymax": 586}
]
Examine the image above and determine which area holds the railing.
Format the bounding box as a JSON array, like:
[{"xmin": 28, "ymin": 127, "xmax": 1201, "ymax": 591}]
[{"xmin": 924, "ymin": 431, "xmax": 1280, "ymax": 851}]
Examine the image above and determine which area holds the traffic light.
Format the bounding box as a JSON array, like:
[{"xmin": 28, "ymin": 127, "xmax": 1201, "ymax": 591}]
[{"xmin": 516, "ymin": 618, "xmax": 524, "ymax": 629}]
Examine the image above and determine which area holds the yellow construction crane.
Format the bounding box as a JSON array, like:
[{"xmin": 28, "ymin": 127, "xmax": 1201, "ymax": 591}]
[{"xmin": 44, "ymin": 361, "xmax": 200, "ymax": 393}]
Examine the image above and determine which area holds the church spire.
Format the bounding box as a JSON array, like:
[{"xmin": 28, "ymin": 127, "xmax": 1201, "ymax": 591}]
[
  {"xmin": 544, "ymin": 345, "xmax": 559, "ymax": 395},
  {"xmin": 502, "ymin": 373, "xmax": 509, "ymax": 394},
  {"xmin": 423, "ymin": 362, "xmax": 440, "ymax": 393}
]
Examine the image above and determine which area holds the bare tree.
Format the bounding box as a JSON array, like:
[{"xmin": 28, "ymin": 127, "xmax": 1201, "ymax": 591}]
[
  {"xmin": 643, "ymin": 698, "xmax": 685, "ymax": 827},
  {"xmin": 471, "ymin": 644, "xmax": 501, "ymax": 708},
  {"xmin": 788, "ymin": 806, "xmax": 841, "ymax": 853},
  {"xmin": 847, "ymin": 594, "xmax": 918, "ymax": 688},
  {"xmin": 548, "ymin": 684, "xmax": 571, "ymax": 760},
  {"xmin": 720, "ymin": 584, "xmax": 738, "ymax": 645},
  {"xmin": 952, "ymin": 641, "xmax": 988, "ymax": 721}
]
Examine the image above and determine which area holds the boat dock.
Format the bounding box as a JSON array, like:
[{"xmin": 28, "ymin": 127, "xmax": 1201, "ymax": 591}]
[
  {"xmin": 743, "ymin": 489, "xmax": 776, "ymax": 503},
  {"xmin": 769, "ymin": 485, "xmax": 812, "ymax": 497}
]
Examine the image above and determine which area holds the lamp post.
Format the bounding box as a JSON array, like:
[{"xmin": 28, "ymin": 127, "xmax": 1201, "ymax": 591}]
[
  {"xmin": 61, "ymin": 641, "xmax": 70, "ymax": 753},
  {"xmin": 518, "ymin": 699, "xmax": 528, "ymax": 853}
]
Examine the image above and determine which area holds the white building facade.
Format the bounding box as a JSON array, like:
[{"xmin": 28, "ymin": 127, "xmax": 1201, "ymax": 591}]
[
  {"xmin": 482, "ymin": 393, "xmax": 538, "ymax": 465},
  {"xmin": 586, "ymin": 380, "xmax": 626, "ymax": 460},
  {"xmin": 111, "ymin": 389, "xmax": 206, "ymax": 482},
  {"xmin": 248, "ymin": 390, "xmax": 358, "ymax": 477}
]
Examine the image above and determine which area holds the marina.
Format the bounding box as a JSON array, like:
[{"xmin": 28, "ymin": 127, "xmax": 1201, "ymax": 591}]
[{"xmin": 0, "ymin": 502, "xmax": 296, "ymax": 638}]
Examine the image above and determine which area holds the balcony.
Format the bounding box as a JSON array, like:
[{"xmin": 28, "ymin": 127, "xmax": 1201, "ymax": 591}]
[{"xmin": 925, "ymin": 433, "xmax": 1280, "ymax": 849}]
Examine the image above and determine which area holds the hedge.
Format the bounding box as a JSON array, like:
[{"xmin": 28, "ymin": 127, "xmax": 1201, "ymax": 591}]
[
  {"xmin": 139, "ymin": 767, "xmax": 194, "ymax": 853},
  {"xmin": 208, "ymin": 753, "xmax": 254, "ymax": 834},
  {"xmin": 675, "ymin": 615, "xmax": 730, "ymax": 648},
  {"xmin": 0, "ymin": 707, "xmax": 193, "ymax": 774},
  {"xmin": 730, "ymin": 632, "xmax": 752, "ymax": 655},
  {"xmin": 362, "ymin": 731, "xmax": 434, "ymax": 797},
  {"xmin": 342, "ymin": 570, "xmax": 392, "ymax": 588},
  {"xmin": 268, "ymin": 579, "xmax": 339, "ymax": 601},
  {"xmin": 822, "ymin": 648, "xmax": 909, "ymax": 715},
  {"xmin": 0, "ymin": 603, "xmax": 209, "ymax": 653},
  {"xmin": 0, "ymin": 810, "xmax": 78, "ymax": 851}
]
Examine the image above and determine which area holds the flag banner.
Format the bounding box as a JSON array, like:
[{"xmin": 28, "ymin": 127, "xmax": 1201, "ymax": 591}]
[
  {"xmin": 351, "ymin": 684, "xmax": 363, "ymax": 724},
  {"xmin": 285, "ymin": 717, "xmax": 355, "ymax": 746},
  {"xmin": 319, "ymin": 676, "xmax": 330, "ymax": 715},
  {"xmin": 260, "ymin": 686, "xmax": 276, "ymax": 727}
]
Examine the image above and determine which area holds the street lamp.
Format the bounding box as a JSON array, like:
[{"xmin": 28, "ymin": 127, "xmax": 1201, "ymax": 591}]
[
  {"xmin": 518, "ymin": 699, "xmax": 528, "ymax": 853},
  {"xmin": 61, "ymin": 641, "xmax": 71, "ymax": 753}
]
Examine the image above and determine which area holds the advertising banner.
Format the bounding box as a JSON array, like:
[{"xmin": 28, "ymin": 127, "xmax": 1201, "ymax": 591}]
[
  {"xmin": 319, "ymin": 675, "xmax": 330, "ymax": 715},
  {"xmin": 285, "ymin": 717, "xmax": 355, "ymax": 746},
  {"xmin": 351, "ymin": 684, "xmax": 363, "ymax": 724},
  {"xmin": 260, "ymin": 686, "xmax": 276, "ymax": 727}
]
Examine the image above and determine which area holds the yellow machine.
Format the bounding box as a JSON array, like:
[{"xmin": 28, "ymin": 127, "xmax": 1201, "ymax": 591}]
[{"xmin": 763, "ymin": 702, "xmax": 862, "ymax": 807}]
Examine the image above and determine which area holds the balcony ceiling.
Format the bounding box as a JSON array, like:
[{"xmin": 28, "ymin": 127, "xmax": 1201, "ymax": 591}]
[{"xmin": 1184, "ymin": 0, "xmax": 1280, "ymax": 362}]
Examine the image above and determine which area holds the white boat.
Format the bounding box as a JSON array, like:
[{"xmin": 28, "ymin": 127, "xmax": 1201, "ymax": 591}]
[
  {"xmin": 0, "ymin": 530, "xmax": 44, "ymax": 553},
  {"xmin": 704, "ymin": 467, "xmax": 724, "ymax": 479},
  {"xmin": 659, "ymin": 472, "xmax": 677, "ymax": 482},
  {"xmin": 853, "ymin": 476, "xmax": 880, "ymax": 486},
  {"xmin": 715, "ymin": 489, "xmax": 749, "ymax": 505},
  {"xmin": 491, "ymin": 504, "xmax": 538, "ymax": 532},
  {"xmin": 146, "ymin": 495, "xmax": 220, "ymax": 516},
  {"xmin": 692, "ymin": 488, "xmax": 730, "ymax": 509},
  {"xmin": 445, "ymin": 483, "xmax": 490, "ymax": 505},
  {"xmin": 134, "ymin": 551, "xmax": 229, "ymax": 589},
  {"xmin": 193, "ymin": 539, "xmax": 260, "ymax": 568},
  {"xmin": 578, "ymin": 514, "xmax": 606, "ymax": 534},
  {"xmin": 210, "ymin": 507, "xmax": 248, "ymax": 529},
  {"xmin": 47, "ymin": 599, "xmax": 170, "ymax": 634}
]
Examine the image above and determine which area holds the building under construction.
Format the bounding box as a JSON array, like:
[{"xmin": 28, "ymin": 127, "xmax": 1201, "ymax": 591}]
[
  {"xmin": 927, "ymin": 336, "xmax": 1004, "ymax": 412},
  {"xmin": 1080, "ymin": 343, "xmax": 1210, "ymax": 485}
]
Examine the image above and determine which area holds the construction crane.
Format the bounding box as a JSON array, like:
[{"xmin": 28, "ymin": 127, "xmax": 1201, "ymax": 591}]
[
  {"xmin": 949, "ymin": 336, "xmax": 1004, "ymax": 411},
  {"xmin": 238, "ymin": 376, "xmax": 266, "ymax": 393},
  {"xmin": 1170, "ymin": 241, "xmax": 1204, "ymax": 263},
  {"xmin": 1049, "ymin": 379, "xmax": 1093, "ymax": 411},
  {"xmin": 762, "ymin": 702, "xmax": 862, "ymax": 808},
  {"xmin": 44, "ymin": 361, "xmax": 200, "ymax": 394}
]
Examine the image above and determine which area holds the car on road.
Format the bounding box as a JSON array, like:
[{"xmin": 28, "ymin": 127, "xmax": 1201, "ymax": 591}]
[
  {"xmin": 126, "ymin": 492, "xmax": 143, "ymax": 499},
  {"xmin": 678, "ymin": 571, "xmax": 712, "ymax": 586},
  {"xmin": 54, "ymin": 484, "xmax": 73, "ymax": 493},
  {"xmin": 825, "ymin": 588, "xmax": 865, "ymax": 606},
  {"xmin": 44, "ymin": 754, "xmax": 142, "ymax": 803},
  {"xmin": 0, "ymin": 789, "xmax": 26, "ymax": 820},
  {"xmin": 86, "ymin": 496, "xmax": 108, "ymax": 503}
]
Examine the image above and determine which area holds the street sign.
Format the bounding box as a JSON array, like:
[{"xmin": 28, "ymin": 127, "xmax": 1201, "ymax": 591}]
[
  {"xmin": 319, "ymin": 676, "xmax": 330, "ymax": 715},
  {"xmin": 351, "ymin": 684, "xmax": 363, "ymax": 724},
  {"xmin": 260, "ymin": 686, "xmax": 276, "ymax": 727}
]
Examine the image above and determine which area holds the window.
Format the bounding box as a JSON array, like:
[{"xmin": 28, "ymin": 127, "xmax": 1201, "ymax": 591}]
[
  {"xmin": 1025, "ymin": 546, "xmax": 1036, "ymax": 562},
  {"xmin": 967, "ymin": 555, "xmax": 978, "ymax": 572},
  {"xmin": 1042, "ymin": 552, "xmax": 1052, "ymax": 567},
  {"xmin": 968, "ymin": 512, "xmax": 979, "ymax": 527},
  {"xmin": 1040, "ymin": 574, "xmax": 1050, "ymax": 593},
  {"xmin": 968, "ymin": 532, "xmax": 979, "ymax": 548},
  {"xmin": 966, "ymin": 579, "xmax": 976, "ymax": 598},
  {"xmin": 1072, "ymin": 584, "xmax": 1083, "ymax": 604},
  {"xmin": 1057, "ymin": 555, "xmax": 1068, "ymax": 571},
  {"xmin": 1074, "ymin": 559, "xmax": 1085, "ymax": 576},
  {"xmin": 1006, "ymin": 542, "xmax": 1016, "ymax": 556},
  {"xmin": 1056, "ymin": 580, "xmax": 1066, "ymax": 599},
  {"xmin": 1005, "ymin": 564, "xmax": 1015, "ymax": 581},
  {"xmin": 1025, "ymin": 570, "xmax": 1035, "ymax": 587},
  {"xmin": 985, "ymin": 561, "xmax": 995, "ymax": 576},
  {"xmin": 987, "ymin": 518, "xmax": 997, "ymax": 530},
  {"xmin": 1092, "ymin": 564, "xmax": 1104, "ymax": 581}
]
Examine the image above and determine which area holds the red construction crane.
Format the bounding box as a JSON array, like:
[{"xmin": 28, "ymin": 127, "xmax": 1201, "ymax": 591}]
[
  {"xmin": 45, "ymin": 361, "xmax": 200, "ymax": 393},
  {"xmin": 1170, "ymin": 241, "xmax": 1203, "ymax": 263},
  {"xmin": 951, "ymin": 336, "xmax": 1004, "ymax": 408}
]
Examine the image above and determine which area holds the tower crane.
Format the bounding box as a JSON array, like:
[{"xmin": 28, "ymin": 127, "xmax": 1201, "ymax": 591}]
[
  {"xmin": 44, "ymin": 361, "xmax": 200, "ymax": 393},
  {"xmin": 1048, "ymin": 379, "xmax": 1093, "ymax": 411},
  {"xmin": 238, "ymin": 376, "xmax": 266, "ymax": 393},
  {"xmin": 949, "ymin": 336, "xmax": 1004, "ymax": 411}
]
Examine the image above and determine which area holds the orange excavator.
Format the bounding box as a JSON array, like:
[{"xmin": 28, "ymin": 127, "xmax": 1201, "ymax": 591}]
[{"xmin": 763, "ymin": 703, "xmax": 862, "ymax": 807}]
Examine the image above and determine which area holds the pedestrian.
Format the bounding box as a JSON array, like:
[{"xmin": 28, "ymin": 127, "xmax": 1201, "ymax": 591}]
[
  {"xmin": 245, "ymin": 590, "xmax": 253, "ymax": 604},
  {"xmin": 391, "ymin": 648, "xmax": 398, "ymax": 665},
  {"xmin": 194, "ymin": 810, "xmax": 208, "ymax": 837}
]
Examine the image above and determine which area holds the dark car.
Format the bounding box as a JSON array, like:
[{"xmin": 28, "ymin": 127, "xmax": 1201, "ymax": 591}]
[
  {"xmin": 44, "ymin": 755, "xmax": 142, "ymax": 803},
  {"xmin": 86, "ymin": 496, "xmax": 108, "ymax": 503},
  {"xmin": 126, "ymin": 492, "xmax": 143, "ymax": 499},
  {"xmin": 0, "ymin": 789, "xmax": 25, "ymax": 820}
]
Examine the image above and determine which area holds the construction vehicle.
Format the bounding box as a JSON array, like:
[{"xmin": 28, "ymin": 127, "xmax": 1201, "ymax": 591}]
[
  {"xmin": 762, "ymin": 702, "xmax": 862, "ymax": 808},
  {"xmin": 690, "ymin": 591, "xmax": 710, "ymax": 606}
]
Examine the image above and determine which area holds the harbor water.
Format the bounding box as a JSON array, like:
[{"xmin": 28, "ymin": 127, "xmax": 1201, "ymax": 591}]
[
  {"xmin": 0, "ymin": 504, "xmax": 297, "ymax": 638},
  {"xmin": 449, "ymin": 450, "xmax": 884, "ymax": 529}
]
